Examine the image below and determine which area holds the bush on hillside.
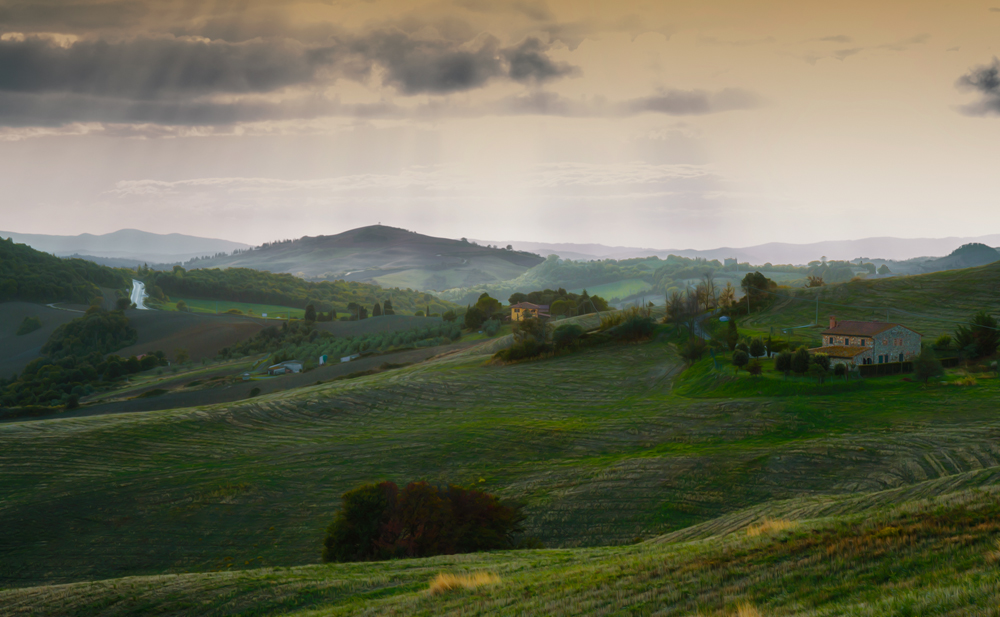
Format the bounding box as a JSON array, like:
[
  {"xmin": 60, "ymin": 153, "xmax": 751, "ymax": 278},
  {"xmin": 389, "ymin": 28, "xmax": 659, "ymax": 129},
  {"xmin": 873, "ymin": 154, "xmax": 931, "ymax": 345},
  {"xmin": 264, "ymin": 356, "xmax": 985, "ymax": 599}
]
[
  {"xmin": 15, "ymin": 316, "xmax": 42, "ymax": 336},
  {"xmin": 322, "ymin": 481, "xmax": 526, "ymax": 563},
  {"xmin": 679, "ymin": 337, "xmax": 707, "ymax": 363},
  {"xmin": 774, "ymin": 351, "xmax": 793, "ymax": 376},
  {"xmin": 494, "ymin": 339, "xmax": 549, "ymax": 363},
  {"xmin": 552, "ymin": 324, "xmax": 585, "ymax": 349},
  {"xmin": 913, "ymin": 347, "xmax": 945, "ymax": 383},
  {"xmin": 732, "ymin": 350, "xmax": 749, "ymax": 373},
  {"xmin": 482, "ymin": 319, "xmax": 501, "ymax": 336},
  {"xmin": 609, "ymin": 315, "xmax": 655, "ymax": 342}
]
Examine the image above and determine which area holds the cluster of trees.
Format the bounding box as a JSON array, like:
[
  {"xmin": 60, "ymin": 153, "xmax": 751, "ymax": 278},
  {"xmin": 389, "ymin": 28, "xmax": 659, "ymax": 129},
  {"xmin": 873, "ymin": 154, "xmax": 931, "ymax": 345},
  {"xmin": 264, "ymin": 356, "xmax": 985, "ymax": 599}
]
[
  {"xmin": 219, "ymin": 320, "xmax": 463, "ymax": 362},
  {"xmin": 493, "ymin": 309, "xmax": 656, "ymax": 363},
  {"xmin": 463, "ymin": 293, "xmax": 503, "ymax": 329},
  {"xmin": 1, "ymin": 308, "xmax": 167, "ymax": 408},
  {"xmin": 953, "ymin": 311, "xmax": 1000, "ymax": 359},
  {"xmin": 144, "ymin": 267, "xmax": 451, "ymax": 316},
  {"xmin": 0, "ymin": 237, "xmax": 130, "ymax": 304},
  {"xmin": 508, "ymin": 288, "xmax": 610, "ymax": 317},
  {"xmin": 322, "ymin": 481, "xmax": 527, "ymax": 563}
]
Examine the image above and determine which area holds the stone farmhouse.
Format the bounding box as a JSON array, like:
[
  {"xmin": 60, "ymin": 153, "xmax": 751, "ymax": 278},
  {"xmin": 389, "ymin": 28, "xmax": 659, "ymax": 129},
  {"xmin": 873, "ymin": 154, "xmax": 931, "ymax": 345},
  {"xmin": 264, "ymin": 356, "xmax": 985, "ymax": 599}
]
[
  {"xmin": 808, "ymin": 316, "xmax": 921, "ymax": 367},
  {"xmin": 510, "ymin": 302, "xmax": 550, "ymax": 322}
]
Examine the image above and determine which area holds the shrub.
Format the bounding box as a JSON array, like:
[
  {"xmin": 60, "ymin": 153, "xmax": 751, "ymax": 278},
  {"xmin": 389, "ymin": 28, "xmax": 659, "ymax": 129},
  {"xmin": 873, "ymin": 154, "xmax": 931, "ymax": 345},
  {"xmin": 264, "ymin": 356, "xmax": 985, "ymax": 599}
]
[
  {"xmin": 322, "ymin": 481, "xmax": 525, "ymax": 563},
  {"xmin": 735, "ymin": 342, "xmax": 749, "ymax": 354},
  {"xmin": 774, "ymin": 351, "xmax": 792, "ymax": 375},
  {"xmin": 934, "ymin": 334, "xmax": 952, "ymax": 349},
  {"xmin": 15, "ymin": 316, "xmax": 42, "ymax": 336},
  {"xmin": 482, "ymin": 319, "xmax": 501, "ymax": 336},
  {"xmin": 494, "ymin": 339, "xmax": 548, "ymax": 363},
  {"xmin": 913, "ymin": 348, "xmax": 944, "ymax": 383},
  {"xmin": 175, "ymin": 300, "xmax": 188, "ymax": 312},
  {"xmin": 552, "ymin": 324, "xmax": 584, "ymax": 349},
  {"xmin": 746, "ymin": 358, "xmax": 763, "ymax": 377},
  {"xmin": 791, "ymin": 346, "xmax": 811, "ymax": 375},
  {"xmin": 808, "ymin": 362, "xmax": 828, "ymax": 384},
  {"xmin": 749, "ymin": 338, "xmax": 766, "ymax": 358},
  {"xmin": 248, "ymin": 387, "xmax": 261, "ymax": 397},
  {"xmin": 812, "ymin": 353, "xmax": 831, "ymax": 371},
  {"xmin": 732, "ymin": 350, "xmax": 749, "ymax": 373},
  {"xmin": 610, "ymin": 315, "xmax": 655, "ymax": 342},
  {"xmin": 679, "ymin": 337, "xmax": 707, "ymax": 363}
]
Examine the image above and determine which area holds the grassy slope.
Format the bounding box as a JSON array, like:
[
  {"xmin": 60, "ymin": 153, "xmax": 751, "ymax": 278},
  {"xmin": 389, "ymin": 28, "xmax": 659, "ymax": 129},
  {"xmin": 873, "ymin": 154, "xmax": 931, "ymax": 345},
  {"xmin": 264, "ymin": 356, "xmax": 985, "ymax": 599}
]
[
  {"xmin": 4, "ymin": 326, "xmax": 1000, "ymax": 590},
  {"xmin": 743, "ymin": 260, "xmax": 1000, "ymax": 341},
  {"xmin": 4, "ymin": 484, "xmax": 1000, "ymax": 616}
]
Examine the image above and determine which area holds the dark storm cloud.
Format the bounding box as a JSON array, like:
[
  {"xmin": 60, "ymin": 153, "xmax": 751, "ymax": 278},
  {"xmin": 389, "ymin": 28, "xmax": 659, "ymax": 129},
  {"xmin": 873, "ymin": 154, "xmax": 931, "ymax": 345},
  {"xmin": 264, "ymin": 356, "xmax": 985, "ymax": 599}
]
[
  {"xmin": 350, "ymin": 30, "xmax": 505, "ymax": 94},
  {"xmin": 0, "ymin": 29, "xmax": 580, "ymax": 125},
  {"xmin": 0, "ymin": 36, "xmax": 328, "ymax": 98},
  {"xmin": 503, "ymin": 37, "xmax": 577, "ymax": 82},
  {"xmin": 956, "ymin": 57, "xmax": 1000, "ymax": 115}
]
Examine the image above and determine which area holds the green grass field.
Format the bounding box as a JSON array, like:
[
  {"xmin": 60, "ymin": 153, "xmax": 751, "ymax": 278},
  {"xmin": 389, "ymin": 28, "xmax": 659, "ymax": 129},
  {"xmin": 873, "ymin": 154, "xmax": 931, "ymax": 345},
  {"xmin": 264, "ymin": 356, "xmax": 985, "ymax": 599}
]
[
  {"xmin": 4, "ymin": 482, "xmax": 999, "ymax": 616},
  {"xmin": 162, "ymin": 298, "xmax": 306, "ymax": 319},
  {"xmin": 744, "ymin": 260, "xmax": 1000, "ymax": 340},
  {"xmin": 3, "ymin": 264, "xmax": 1000, "ymax": 614}
]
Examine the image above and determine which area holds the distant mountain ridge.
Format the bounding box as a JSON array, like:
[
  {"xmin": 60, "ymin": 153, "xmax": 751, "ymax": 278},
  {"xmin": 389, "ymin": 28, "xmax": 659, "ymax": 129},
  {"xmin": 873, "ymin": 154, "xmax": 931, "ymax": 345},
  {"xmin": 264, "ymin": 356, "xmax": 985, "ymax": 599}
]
[
  {"xmin": 478, "ymin": 235, "xmax": 1000, "ymax": 265},
  {"xmin": 0, "ymin": 229, "xmax": 250, "ymax": 263},
  {"xmin": 182, "ymin": 225, "xmax": 545, "ymax": 291}
]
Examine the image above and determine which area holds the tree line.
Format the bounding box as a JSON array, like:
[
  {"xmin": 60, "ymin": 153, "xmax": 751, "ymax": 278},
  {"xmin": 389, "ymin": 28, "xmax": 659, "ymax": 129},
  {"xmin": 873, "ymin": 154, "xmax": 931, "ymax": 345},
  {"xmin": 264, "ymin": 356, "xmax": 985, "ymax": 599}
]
[
  {"xmin": 0, "ymin": 237, "xmax": 130, "ymax": 304},
  {"xmin": 144, "ymin": 266, "xmax": 454, "ymax": 316}
]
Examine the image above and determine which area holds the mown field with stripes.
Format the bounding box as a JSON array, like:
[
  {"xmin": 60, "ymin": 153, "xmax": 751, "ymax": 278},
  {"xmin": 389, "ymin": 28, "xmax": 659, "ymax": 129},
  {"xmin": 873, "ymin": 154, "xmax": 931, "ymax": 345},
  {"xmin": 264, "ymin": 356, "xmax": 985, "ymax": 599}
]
[
  {"xmin": 743, "ymin": 259, "xmax": 1000, "ymax": 339},
  {"xmin": 4, "ymin": 323, "xmax": 1000, "ymax": 596},
  {"xmin": 4, "ymin": 483, "xmax": 1000, "ymax": 616}
]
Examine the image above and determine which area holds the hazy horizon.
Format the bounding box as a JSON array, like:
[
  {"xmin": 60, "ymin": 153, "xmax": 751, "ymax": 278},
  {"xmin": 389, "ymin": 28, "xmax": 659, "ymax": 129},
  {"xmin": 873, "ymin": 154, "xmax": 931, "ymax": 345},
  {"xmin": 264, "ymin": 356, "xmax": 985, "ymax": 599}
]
[{"xmin": 0, "ymin": 1, "xmax": 998, "ymax": 248}]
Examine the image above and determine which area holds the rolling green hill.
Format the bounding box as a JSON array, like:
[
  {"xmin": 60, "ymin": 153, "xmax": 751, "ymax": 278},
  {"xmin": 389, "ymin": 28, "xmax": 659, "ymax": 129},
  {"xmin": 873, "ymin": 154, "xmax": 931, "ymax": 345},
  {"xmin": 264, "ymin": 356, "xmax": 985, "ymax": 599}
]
[
  {"xmin": 742, "ymin": 259, "xmax": 1000, "ymax": 342},
  {"xmin": 4, "ymin": 481, "xmax": 999, "ymax": 616},
  {"xmin": 3, "ymin": 326, "xmax": 1000, "ymax": 592},
  {"xmin": 0, "ymin": 236, "xmax": 130, "ymax": 304},
  {"xmin": 181, "ymin": 225, "xmax": 544, "ymax": 290}
]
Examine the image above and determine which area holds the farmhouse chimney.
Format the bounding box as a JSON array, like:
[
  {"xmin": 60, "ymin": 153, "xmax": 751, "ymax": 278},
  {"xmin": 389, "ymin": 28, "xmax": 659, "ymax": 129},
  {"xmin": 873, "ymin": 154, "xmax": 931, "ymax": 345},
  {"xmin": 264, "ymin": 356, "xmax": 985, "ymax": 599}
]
[{"xmin": 829, "ymin": 315, "xmax": 837, "ymax": 329}]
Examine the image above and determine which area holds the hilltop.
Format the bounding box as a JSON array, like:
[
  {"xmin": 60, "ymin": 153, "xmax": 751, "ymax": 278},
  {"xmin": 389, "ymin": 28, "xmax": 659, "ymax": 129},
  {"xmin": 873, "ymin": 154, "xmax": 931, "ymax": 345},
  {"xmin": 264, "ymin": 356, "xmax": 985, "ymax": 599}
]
[
  {"xmin": 0, "ymin": 229, "xmax": 249, "ymax": 264},
  {"xmin": 182, "ymin": 225, "xmax": 544, "ymax": 290}
]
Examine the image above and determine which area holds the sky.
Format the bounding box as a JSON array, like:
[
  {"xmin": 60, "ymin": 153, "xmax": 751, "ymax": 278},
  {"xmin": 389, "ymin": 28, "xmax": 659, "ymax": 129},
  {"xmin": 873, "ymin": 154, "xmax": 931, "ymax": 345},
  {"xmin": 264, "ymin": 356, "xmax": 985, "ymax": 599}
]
[{"xmin": 0, "ymin": 0, "xmax": 998, "ymax": 249}]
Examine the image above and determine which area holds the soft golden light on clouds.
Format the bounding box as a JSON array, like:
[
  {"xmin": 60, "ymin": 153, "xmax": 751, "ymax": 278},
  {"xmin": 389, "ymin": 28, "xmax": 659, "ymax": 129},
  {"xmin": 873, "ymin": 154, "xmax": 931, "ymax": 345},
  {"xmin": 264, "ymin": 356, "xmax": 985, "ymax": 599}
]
[{"xmin": 0, "ymin": 0, "xmax": 998, "ymax": 249}]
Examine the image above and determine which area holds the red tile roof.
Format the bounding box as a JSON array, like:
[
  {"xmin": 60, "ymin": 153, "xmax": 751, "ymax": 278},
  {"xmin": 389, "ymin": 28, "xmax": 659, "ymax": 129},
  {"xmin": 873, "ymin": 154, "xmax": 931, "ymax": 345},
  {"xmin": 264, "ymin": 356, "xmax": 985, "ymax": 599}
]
[{"xmin": 808, "ymin": 345, "xmax": 869, "ymax": 357}]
